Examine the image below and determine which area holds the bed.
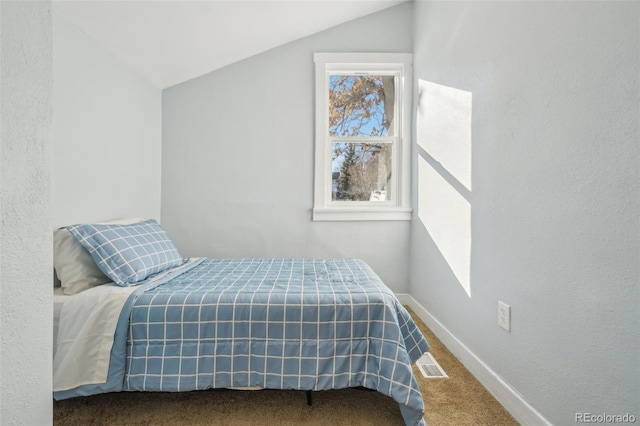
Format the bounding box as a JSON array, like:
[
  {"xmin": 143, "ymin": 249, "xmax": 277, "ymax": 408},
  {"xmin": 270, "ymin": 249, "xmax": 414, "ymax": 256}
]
[{"xmin": 52, "ymin": 219, "xmax": 430, "ymax": 426}]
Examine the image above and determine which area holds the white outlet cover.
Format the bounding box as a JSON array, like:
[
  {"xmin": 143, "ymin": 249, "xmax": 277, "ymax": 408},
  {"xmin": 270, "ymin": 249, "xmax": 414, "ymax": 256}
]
[{"xmin": 498, "ymin": 301, "xmax": 511, "ymax": 331}]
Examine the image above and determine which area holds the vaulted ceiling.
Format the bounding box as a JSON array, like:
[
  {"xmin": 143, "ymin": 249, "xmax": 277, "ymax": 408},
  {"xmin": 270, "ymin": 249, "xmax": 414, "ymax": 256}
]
[{"xmin": 55, "ymin": 0, "xmax": 408, "ymax": 89}]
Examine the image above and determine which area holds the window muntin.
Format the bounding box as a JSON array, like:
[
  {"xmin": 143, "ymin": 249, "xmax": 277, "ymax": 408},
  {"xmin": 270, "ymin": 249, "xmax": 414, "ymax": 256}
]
[{"xmin": 313, "ymin": 53, "xmax": 412, "ymax": 221}]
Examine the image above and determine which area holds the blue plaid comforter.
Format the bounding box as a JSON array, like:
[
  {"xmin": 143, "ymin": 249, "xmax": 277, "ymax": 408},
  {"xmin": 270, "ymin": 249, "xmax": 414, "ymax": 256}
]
[{"xmin": 67, "ymin": 258, "xmax": 430, "ymax": 425}]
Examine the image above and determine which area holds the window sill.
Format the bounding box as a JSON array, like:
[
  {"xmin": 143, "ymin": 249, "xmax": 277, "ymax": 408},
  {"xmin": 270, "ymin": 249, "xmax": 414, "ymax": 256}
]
[{"xmin": 312, "ymin": 207, "xmax": 412, "ymax": 222}]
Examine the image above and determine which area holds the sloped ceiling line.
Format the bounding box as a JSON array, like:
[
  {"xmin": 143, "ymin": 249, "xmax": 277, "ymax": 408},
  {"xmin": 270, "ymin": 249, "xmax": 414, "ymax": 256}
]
[{"xmin": 55, "ymin": 1, "xmax": 408, "ymax": 89}]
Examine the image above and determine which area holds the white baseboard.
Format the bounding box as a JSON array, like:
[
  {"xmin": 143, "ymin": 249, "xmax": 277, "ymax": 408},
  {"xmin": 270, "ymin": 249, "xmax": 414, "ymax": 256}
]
[{"xmin": 395, "ymin": 293, "xmax": 551, "ymax": 426}]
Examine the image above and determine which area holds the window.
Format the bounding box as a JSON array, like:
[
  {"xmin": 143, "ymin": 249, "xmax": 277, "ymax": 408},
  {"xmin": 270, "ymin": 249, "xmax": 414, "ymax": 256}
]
[{"xmin": 313, "ymin": 53, "xmax": 412, "ymax": 221}]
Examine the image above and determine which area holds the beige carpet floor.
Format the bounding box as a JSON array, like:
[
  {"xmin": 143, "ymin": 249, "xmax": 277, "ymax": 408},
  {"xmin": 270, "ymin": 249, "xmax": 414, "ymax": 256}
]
[{"xmin": 53, "ymin": 308, "xmax": 517, "ymax": 426}]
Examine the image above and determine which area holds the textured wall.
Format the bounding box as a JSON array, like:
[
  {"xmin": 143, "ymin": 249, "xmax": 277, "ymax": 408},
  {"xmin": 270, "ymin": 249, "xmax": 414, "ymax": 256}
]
[
  {"xmin": 52, "ymin": 10, "xmax": 162, "ymax": 228},
  {"xmin": 0, "ymin": 1, "xmax": 53, "ymax": 424},
  {"xmin": 162, "ymin": 4, "xmax": 413, "ymax": 292},
  {"xmin": 410, "ymin": 1, "xmax": 639, "ymax": 424}
]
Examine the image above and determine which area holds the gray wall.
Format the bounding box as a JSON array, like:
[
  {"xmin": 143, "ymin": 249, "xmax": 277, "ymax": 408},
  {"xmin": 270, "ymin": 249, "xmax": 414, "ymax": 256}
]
[
  {"xmin": 52, "ymin": 10, "xmax": 162, "ymax": 228},
  {"xmin": 0, "ymin": 1, "xmax": 53, "ymax": 424},
  {"xmin": 162, "ymin": 4, "xmax": 413, "ymax": 292},
  {"xmin": 410, "ymin": 1, "xmax": 639, "ymax": 424}
]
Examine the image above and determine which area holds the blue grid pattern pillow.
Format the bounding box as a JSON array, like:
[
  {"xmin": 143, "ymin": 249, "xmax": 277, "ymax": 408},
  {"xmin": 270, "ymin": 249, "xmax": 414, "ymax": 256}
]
[{"xmin": 66, "ymin": 219, "xmax": 186, "ymax": 287}]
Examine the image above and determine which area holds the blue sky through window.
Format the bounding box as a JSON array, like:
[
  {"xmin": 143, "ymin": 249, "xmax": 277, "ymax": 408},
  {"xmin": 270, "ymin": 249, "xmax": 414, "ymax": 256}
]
[{"xmin": 328, "ymin": 75, "xmax": 389, "ymax": 138}]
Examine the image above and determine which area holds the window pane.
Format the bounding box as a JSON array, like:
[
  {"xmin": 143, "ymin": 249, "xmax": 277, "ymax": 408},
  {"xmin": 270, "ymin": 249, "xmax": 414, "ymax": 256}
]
[
  {"xmin": 331, "ymin": 142, "xmax": 392, "ymax": 201},
  {"xmin": 328, "ymin": 75, "xmax": 395, "ymax": 137}
]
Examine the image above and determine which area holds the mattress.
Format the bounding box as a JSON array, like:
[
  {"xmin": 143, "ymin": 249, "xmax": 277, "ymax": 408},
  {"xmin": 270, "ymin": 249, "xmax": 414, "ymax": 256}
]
[{"xmin": 53, "ymin": 287, "xmax": 67, "ymax": 358}]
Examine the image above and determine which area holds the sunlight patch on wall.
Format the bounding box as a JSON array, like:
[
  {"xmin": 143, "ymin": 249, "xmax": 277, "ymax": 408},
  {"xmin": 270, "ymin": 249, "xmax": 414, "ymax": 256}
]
[
  {"xmin": 417, "ymin": 79, "xmax": 472, "ymax": 297},
  {"xmin": 417, "ymin": 80, "xmax": 472, "ymax": 191},
  {"xmin": 418, "ymin": 157, "xmax": 471, "ymax": 296}
]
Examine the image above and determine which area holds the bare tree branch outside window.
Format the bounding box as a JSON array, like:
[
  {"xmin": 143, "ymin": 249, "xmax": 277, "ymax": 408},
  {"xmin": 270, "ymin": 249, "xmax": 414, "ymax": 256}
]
[{"xmin": 329, "ymin": 75, "xmax": 394, "ymax": 201}]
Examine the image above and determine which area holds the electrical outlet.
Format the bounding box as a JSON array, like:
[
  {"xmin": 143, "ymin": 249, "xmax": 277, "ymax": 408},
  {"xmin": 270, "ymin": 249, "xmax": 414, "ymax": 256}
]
[{"xmin": 498, "ymin": 301, "xmax": 511, "ymax": 331}]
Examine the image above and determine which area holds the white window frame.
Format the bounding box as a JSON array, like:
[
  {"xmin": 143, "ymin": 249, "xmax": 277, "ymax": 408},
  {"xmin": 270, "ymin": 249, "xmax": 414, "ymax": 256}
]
[{"xmin": 313, "ymin": 52, "xmax": 412, "ymax": 221}]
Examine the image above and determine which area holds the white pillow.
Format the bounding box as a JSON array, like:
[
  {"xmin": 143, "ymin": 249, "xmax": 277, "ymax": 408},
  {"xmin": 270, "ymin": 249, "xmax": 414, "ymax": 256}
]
[{"xmin": 53, "ymin": 218, "xmax": 144, "ymax": 295}]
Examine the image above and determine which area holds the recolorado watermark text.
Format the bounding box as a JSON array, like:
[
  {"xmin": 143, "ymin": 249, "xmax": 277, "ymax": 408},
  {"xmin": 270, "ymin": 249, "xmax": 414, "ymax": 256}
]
[{"xmin": 575, "ymin": 413, "xmax": 637, "ymax": 423}]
